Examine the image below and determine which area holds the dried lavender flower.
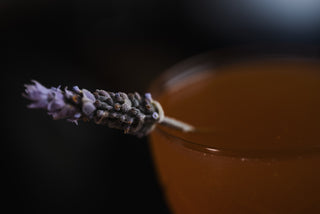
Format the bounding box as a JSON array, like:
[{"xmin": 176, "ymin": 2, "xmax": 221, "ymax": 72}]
[{"xmin": 23, "ymin": 80, "xmax": 194, "ymax": 137}]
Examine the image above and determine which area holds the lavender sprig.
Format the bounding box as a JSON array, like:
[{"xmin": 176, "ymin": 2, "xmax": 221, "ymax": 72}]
[{"xmin": 23, "ymin": 80, "xmax": 194, "ymax": 137}]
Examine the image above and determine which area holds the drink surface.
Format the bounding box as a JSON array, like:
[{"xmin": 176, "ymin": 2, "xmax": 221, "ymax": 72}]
[
  {"xmin": 150, "ymin": 58, "xmax": 320, "ymax": 214},
  {"xmin": 157, "ymin": 58, "xmax": 320, "ymax": 156}
]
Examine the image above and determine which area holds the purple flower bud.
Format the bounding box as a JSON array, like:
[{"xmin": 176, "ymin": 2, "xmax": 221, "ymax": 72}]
[
  {"xmin": 47, "ymin": 98, "xmax": 65, "ymax": 112},
  {"xmin": 81, "ymin": 89, "xmax": 96, "ymax": 117},
  {"xmin": 73, "ymin": 86, "xmax": 81, "ymax": 93},
  {"xmin": 24, "ymin": 80, "xmax": 82, "ymax": 123},
  {"xmin": 47, "ymin": 90, "xmax": 65, "ymax": 112},
  {"xmin": 64, "ymin": 87, "xmax": 74, "ymax": 99},
  {"xmin": 145, "ymin": 93, "xmax": 152, "ymax": 101},
  {"xmin": 74, "ymin": 113, "xmax": 81, "ymax": 118},
  {"xmin": 96, "ymin": 110, "xmax": 104, "ymax": 117},
  {"xmin": 82, "ymin": 102, "xmax": 96, "ymax": 116},
  {"xmin": 152, "ymin": 112, "xmax": 159, "ymax": 120},
  {"xmin": 82, "ymin": 89, "xmax": 96, "ymax": 102},
  {"xmin": 24, "ymin": 80, "xmax": 51, "ymax": 108}
]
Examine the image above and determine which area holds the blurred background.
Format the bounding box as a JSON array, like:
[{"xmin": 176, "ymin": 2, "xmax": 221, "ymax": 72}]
[{"xmin": 2, "ymin": 0, "xmax": 320, "ymax": 213}]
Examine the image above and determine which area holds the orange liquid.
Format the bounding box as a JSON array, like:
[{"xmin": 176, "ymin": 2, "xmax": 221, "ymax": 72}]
[{"xmin": 150, "ymin": 58, "xmax": 320, "ymax": 214}]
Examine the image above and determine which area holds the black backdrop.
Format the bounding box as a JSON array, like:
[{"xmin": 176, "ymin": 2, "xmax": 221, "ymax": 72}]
[{"xmin": 2, "ymin": 0, "xmax": 320, "ymax": 213}]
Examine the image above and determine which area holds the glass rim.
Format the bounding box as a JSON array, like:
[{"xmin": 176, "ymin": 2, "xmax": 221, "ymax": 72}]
[
  {"xmin": 149, "ymin": 47, "xmax": 320, "ymax": 159},
  {"xmin": 150, "ymin": 46, "xmax": 320, "ymax": 97}
]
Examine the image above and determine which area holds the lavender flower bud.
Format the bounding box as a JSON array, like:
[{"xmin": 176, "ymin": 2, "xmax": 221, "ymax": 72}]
[
  {"xmin": 72, "ymin": 86, "xmax": 81, "ymax": 93},
  {"xmin": 145, "ymin": 93, "xmax": 152, "ymax": 102},
  {"xmin": 23, "ymin": 80, "xmax": 163, "ymax": 136},
  {"xmin": 82, "ymin": 102, "xmax": 96, "ymax": 117},
  {"xmin": 23, "ymin": 80, "xmax": 83, "ymax": 124},
  {"xmin": 24, "ymin": 80, "xmax": 51, "ymax": 108}
]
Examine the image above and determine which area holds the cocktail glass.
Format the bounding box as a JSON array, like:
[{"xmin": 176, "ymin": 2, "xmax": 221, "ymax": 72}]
[{"xmin": 149, "ymin": 49, "xmax": 320, "ymax": 214}]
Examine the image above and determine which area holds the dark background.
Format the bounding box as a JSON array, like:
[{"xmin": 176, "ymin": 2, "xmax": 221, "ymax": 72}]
[{"xmin": 2, "ymin": 0, "xmax": 320, "ymax": 213}]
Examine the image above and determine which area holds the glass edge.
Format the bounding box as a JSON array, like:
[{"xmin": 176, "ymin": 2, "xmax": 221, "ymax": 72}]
[{"xmin": 148, "ymin": 46, "xmax": 320, "ymax": 159}]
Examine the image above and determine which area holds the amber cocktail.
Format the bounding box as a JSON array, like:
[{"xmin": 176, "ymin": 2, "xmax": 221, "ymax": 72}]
[{"xmin": 150, "ymin": 54, "xmax": 320, "ymax": 214}]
